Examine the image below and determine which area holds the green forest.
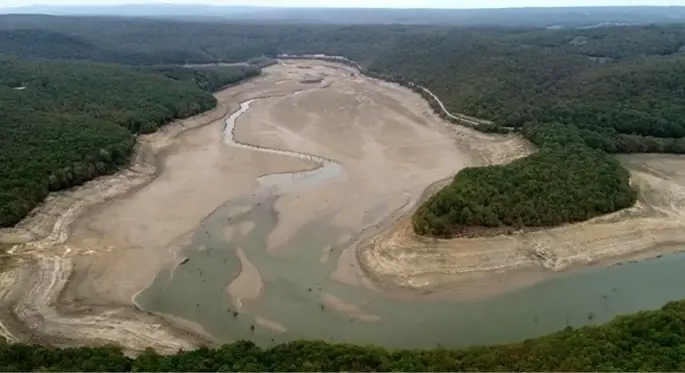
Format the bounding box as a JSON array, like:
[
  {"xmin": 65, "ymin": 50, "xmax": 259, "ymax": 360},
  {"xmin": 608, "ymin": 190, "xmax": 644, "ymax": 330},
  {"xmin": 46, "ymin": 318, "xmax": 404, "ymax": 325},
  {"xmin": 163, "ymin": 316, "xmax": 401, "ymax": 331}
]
[
  {"xmin": 413, "ymin": 123, "xmax": 635, "ymax": 235},
  {"xmin": 0, "ymin": 57, "xmax": 260, "ymax": 227},
  {"xmin": 2, "ymin": 16, "xmax": 685, "ymax": 234},
  {"xmin": 1, "ymin": 299, "xmax": 685, "ymax": 371}
]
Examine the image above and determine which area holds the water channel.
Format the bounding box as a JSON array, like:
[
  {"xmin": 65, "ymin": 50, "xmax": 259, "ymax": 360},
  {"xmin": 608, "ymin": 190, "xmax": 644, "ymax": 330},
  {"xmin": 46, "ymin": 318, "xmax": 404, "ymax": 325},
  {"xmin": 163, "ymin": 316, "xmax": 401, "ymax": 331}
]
[{"xmin": 135, "ymin": 98, "xmax": 685, "ymax": 349}]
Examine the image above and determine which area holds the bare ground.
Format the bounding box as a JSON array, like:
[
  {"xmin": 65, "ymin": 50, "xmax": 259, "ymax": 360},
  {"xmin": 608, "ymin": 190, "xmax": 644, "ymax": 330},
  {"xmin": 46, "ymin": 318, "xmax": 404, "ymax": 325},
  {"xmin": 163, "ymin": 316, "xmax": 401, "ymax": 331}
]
[
  {"xmin": 0, "ymin": 67, "xmax": 324, "ymax": 351},
  {"xmin": 0, "ymin": 59, "xmax": 683, "ymax": 351}
]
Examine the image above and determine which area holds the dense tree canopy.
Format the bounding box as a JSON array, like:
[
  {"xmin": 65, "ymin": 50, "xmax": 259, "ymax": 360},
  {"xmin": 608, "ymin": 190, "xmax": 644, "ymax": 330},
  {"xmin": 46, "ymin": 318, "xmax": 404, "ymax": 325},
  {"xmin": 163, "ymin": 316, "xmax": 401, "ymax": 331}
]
[
  {"xmin": 0, "ymin": 58, "xmax": 259, "ymax": 227},
  {"xmin": 1, "ymin": 300, "xmax": 685, "ymax": 371},
  {"xmin": 3, "ymin": 17, "xmax": 684, "ymax": 234},
  {"xmin": 414, "ymin": 123, "xmax": 635, "ymax": 236}
]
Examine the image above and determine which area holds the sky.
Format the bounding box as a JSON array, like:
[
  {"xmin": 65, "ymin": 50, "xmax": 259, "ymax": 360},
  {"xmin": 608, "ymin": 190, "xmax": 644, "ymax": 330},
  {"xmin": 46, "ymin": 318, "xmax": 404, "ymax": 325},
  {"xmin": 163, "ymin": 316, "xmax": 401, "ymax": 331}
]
[{"xmin": 3, "ymin": 0, "xmax": 684, "ymax": 8}]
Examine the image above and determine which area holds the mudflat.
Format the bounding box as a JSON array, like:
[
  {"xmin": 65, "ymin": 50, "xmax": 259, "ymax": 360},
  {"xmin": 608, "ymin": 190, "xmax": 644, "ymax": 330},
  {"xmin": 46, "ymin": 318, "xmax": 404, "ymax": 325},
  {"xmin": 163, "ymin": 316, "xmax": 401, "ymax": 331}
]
[
  {"xmin": 0, "ymin": 66, "xmax": 322, "ymax": 351},
  {"xmin": 1, "ymin": 59, "xmax": 684, "ymax": 352}
]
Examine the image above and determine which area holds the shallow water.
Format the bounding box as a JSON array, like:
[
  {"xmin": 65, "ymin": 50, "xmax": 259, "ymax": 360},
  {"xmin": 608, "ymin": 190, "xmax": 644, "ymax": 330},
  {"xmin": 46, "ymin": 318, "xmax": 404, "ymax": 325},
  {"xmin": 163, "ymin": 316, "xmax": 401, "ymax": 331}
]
[
  {"xmin": 136, "ymin": 99, "xmax": 685, "ymax": 349},
  {"xmin": 136, "ymin": 192, "xmax": 685, "ymax": 348}
]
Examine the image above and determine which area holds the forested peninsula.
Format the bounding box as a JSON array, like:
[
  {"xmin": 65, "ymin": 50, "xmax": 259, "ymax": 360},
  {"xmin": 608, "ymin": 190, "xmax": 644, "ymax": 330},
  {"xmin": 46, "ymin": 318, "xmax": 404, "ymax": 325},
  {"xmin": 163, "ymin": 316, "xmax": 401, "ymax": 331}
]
[
  {"xmin": 3, "ymin": 16, "xmax": 684, "ymax": 235},
  {"xmin": 0, "ymin": 57, "xmax": 260, "ymax": 227}
]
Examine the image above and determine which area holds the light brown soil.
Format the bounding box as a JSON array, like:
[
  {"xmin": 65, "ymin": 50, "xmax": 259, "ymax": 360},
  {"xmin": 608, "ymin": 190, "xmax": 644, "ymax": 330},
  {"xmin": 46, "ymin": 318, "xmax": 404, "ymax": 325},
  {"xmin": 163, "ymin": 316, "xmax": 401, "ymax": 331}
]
[
  {"xmin": 235, "ymin": 61, "xmax": 529, "ymax": 264},
  {"xmin": 0, "ymin": 66, "xmax": 325, "ymax": 352},
  {"xmin": 0, "ymin": 59, "xmax": 682, "ymax": 352},
  {"xmin": 277, "ymin": 59, "xmax": 685, "ymax": 300},
  {"xmin": 254, "ymin": 316, "xmax": 288, "ymax": 333}
]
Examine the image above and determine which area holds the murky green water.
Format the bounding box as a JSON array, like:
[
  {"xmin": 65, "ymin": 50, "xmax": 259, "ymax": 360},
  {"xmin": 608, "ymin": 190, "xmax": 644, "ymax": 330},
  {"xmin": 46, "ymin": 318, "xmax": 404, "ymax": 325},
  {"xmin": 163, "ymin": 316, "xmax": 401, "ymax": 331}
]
[{"xmin": 136, "ymin": 190, "xmax": 685, "ymax": 349}]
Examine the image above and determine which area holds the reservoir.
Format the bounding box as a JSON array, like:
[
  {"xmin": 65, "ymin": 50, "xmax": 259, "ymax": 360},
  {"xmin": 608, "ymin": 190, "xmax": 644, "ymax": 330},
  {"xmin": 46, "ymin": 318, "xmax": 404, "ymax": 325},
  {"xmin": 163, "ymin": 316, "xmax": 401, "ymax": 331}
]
[{"xmin": 135, "ymin": 97, "xmax": 685, "ymax": 349}]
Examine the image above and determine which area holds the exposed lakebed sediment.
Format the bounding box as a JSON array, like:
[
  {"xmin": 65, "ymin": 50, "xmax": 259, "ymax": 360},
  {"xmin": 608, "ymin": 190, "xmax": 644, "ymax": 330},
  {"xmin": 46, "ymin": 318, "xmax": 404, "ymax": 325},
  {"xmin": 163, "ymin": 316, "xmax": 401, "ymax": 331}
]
[{"xmin": 2, "ymin": 60, "xmax": 685, "ymax": 352}]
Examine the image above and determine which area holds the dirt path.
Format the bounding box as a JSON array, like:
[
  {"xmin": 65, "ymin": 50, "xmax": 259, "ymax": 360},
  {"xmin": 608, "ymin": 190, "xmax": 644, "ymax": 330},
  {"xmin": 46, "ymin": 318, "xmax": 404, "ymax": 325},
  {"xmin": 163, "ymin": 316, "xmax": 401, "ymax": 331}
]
[{"xmin": 279, "ymin": 54, "xmax": 498, "ymax": 130}]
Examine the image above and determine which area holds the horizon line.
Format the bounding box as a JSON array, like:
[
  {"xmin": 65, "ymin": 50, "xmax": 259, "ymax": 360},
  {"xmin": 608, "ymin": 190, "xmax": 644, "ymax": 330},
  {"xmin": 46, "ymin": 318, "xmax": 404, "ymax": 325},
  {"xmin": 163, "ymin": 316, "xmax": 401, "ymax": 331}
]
[{"xmin": 5, "ymin": 3, "xmax": 685, "ymax": 10}]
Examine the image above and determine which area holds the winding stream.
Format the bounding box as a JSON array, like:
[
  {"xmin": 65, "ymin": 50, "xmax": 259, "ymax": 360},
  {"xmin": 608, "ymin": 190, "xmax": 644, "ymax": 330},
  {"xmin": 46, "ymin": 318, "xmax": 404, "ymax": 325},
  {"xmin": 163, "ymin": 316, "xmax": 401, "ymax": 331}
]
[
  {"xmin": 135, "ymin": 96, "xmax": 685, "ymax": 350},
  {"xmin": 223, "ymin": 99, "xmax": 345, "ymax": 193}
]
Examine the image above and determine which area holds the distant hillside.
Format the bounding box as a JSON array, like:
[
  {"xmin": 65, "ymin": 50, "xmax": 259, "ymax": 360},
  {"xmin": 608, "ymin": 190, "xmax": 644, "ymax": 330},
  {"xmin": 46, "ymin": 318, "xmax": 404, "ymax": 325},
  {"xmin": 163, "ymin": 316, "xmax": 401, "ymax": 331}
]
[
  {"xmin": 0, "ymin": 18, "xmax": 218, "ymax": 65},
  {"xmin": 2, "ymin": 4, "xmax": 685, "ymax": 28},
  {"xmin": 0, "ymin": 29, "xmax": 121, "ymax": 61}
]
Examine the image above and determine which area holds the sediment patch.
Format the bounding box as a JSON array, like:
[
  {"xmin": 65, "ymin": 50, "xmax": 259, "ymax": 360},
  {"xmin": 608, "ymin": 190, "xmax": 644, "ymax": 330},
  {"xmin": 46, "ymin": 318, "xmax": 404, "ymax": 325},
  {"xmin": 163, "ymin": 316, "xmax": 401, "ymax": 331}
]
[{"xmin": 227, "ymin": 247, "xmax": 263, "ymax": 312}]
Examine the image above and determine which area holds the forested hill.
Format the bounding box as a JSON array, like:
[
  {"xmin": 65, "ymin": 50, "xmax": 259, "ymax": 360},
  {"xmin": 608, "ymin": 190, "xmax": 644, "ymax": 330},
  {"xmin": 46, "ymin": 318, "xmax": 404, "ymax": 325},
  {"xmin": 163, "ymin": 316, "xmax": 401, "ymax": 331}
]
[
  {"xmin": 2, "ymin": 299, "xmax": 685, "ymax": 371},
  {"xmin": 0, "ymin": 59, "xmax": 260, "ymax": 227},
  {"xmin": 3, "ymin": 16, "xmax": 685, "ymax": 233}
]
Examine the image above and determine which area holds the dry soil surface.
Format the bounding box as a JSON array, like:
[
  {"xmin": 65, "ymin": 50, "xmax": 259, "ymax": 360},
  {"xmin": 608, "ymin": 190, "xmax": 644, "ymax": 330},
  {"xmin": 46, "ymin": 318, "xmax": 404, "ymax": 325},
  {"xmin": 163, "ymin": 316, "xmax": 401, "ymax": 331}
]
[
  {"xmin": 0, "ymin": 59, "xmax": 683, "ymax": 352},
  {"xmin": 0, "ymin": 66, "xmax": 323, "ymax": 352}
]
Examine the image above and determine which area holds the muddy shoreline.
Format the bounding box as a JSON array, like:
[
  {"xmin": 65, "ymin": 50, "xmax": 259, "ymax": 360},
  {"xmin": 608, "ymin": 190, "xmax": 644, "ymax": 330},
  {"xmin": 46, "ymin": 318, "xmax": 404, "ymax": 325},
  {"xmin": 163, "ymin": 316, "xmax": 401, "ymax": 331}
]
[
  {"xmin": 0, "ymin": 94, "xmax": 242, "ymax": 352},
  {"xmin": 0, "ymin": 69, "xmax": 328, "ymax": 351},
  {"xmin": 1, "ymin": 60, "xmax": 685, "ymax": 352}
]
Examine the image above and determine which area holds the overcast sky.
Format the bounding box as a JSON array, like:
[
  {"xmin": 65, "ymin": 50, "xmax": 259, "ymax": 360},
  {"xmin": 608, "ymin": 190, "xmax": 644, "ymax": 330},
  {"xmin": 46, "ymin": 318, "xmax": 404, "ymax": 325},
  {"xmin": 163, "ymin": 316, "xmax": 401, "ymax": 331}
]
[{"xmin": 4, "ymin": 0, "xmax": 684, "ymax": 8}]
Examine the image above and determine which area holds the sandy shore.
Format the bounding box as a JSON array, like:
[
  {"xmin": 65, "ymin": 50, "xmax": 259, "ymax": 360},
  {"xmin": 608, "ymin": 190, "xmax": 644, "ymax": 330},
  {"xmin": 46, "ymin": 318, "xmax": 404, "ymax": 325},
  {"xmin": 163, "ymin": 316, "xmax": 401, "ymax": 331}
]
[
  {"xmin": 281, "ymin": 61, "xmax": 685, "ymax": 300},
  {"xmin": 234, "ymin": 62, "xmax": 530, "ymax": 259}
]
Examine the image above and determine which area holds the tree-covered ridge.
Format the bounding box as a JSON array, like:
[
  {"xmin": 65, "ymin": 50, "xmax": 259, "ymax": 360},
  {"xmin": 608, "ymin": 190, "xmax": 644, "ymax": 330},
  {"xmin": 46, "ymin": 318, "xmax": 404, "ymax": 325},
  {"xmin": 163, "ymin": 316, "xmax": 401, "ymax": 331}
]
[
  {"xmin": 507, "ymin": 24, "xmax": 685, "ymax": 60},
  {"xmin": 1, "ymin": 300, "xmax": 684, "ymax": 371},
  {"xmin": 0, "ymin": 58, "xmax": 260, "ymax": 227},
  {"xmin": 150, "ymin": 65, "xmax": 261, "ymax": 93}
]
